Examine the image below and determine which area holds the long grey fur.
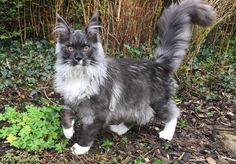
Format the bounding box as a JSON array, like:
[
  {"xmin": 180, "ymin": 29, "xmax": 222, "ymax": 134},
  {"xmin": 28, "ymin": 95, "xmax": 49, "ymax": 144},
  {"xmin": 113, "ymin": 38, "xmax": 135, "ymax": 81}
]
[{"xmin": 155, "ymin": 0, "xmax": 216, "ymax": 72}]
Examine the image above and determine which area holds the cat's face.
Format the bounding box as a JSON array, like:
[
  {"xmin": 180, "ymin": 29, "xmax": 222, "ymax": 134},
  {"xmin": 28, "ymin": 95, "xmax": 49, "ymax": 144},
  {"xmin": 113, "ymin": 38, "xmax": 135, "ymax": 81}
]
[{"xmin": 55, "ymin": 12, "xmax": 104, "ymax": 67}]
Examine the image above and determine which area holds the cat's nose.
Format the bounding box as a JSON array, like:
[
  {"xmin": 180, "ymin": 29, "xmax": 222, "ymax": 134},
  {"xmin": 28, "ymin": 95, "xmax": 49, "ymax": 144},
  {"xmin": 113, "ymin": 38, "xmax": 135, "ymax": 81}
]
[{"xmin": 75, "ymin": 56, "xmax": 82, "ymax": 62}]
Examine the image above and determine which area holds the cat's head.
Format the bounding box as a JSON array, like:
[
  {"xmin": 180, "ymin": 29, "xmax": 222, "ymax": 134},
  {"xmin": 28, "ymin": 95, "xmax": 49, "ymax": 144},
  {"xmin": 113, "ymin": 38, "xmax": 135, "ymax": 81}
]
[{"xmin": 55, "ymin": 12, "xmax": 104, "ymax": 67}]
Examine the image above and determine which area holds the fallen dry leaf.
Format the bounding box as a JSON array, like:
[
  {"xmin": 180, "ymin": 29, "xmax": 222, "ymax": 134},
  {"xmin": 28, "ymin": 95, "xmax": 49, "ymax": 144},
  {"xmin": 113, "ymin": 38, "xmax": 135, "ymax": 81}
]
[{"xmin": 206, "ymin": 157, "xmax": 216, "ymax": 164}]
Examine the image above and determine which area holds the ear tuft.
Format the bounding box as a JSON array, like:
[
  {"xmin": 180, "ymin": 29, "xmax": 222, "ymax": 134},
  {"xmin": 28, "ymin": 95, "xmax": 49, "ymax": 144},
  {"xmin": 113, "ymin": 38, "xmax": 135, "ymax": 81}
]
[
  {"xmin": 85, "ymin": 11, "xmax": 102, "ymax": 41},
  {"xmin": 55, "ymin": 13, "xmax": 70, "ymax": 42}
]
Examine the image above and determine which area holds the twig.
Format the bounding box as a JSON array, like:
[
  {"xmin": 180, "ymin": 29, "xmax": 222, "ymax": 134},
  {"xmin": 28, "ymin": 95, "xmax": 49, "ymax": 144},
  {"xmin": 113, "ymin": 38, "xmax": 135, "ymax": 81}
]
[
  {"xmin": 17, "ymin": 0, "xmax": 23, "ymax": 44},
  {"xmin": 215, "ymin": 150, "xmax": 236, "ymax": 162},
  {"xmin": 144, "ymin": 147, "xmax": 158, "ymax": 157},
  {"xmin": 220, "ymin": 122, "xmax": 232, "ymax": 127},
  {"xmin": 189, "ymin": 158, "xmax": 205, "ymax": 162},
  {"xmin": 214, "ymin": 127, "xmax": 235, "ymax": 132},
  {"xmin": 80, "ymin": 0, "xmax": 86, "ymax": 23},
  {"xmin": 221, "ymin": 156, "xmax": 236, "ymax": 162},
  {"xmin": 117, "ymin": 0, "xmax": 122, "ymax": 21},
  {"xmin": 43, "ymin": 90, "xmax": 58, "ymax": 105}
]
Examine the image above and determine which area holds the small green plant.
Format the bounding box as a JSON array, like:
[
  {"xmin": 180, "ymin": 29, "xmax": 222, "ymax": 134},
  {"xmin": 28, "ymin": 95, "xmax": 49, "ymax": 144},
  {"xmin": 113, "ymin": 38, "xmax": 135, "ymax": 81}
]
[
  {"xmin": 163, "ymin": 142, "xmax": 172, "ymax": 150},
  {"xmin": 101, "ymin": 138, "xmax": 113, "ymax": 150},
  {"xmin": 0, "ymin": 105, "xmax": 68, "ymax": 152},
  {"xmin": 99, "ymin": 160, "xmax": 105, "ymax": 164},
  {"xmin": 153, "ymin": 159, "xmax": 165, "ymax": 164},
  {"xmin": 134, "ymin": 157, "xmax": 144, "ymax": 164},
  {"xmin": 206, "ymin": 111, "xmax": 215, "ymax": 117},
  {"xmin": 177, "ymin": 118, "xmax": 187, "ymax": 128},
  {"xmin": 121, "ymin": 136, "xmax": 128, "ymax": 144},
  {"xmin": 195, "ymin": 106, "xmax": 203, "ymax": 113},
  {"xmin": 205, "ymin": 94, "xmax": 218, "ymax": 102}
]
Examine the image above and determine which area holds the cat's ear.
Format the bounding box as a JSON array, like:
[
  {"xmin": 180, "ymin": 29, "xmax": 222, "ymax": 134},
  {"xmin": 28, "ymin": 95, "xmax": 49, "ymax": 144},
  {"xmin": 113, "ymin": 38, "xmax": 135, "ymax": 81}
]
[
  {"xmin": 85, "ymin": 11, "xmax": 102, "ymax": 42},
  {"xmin": 55, "ymin": 14, "xmax": 70, "ymax": 42}
]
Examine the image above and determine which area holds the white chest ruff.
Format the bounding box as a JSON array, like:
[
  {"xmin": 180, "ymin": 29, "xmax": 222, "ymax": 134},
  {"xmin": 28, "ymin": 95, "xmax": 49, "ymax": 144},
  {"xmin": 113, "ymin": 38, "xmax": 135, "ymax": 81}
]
[
  {"xmin": 58, "ymin": 77, "xmax": 99, "ymax": 102},
  {"xmin": 54, "ymin": 63, "xmax": 106, "ymax": 103}
]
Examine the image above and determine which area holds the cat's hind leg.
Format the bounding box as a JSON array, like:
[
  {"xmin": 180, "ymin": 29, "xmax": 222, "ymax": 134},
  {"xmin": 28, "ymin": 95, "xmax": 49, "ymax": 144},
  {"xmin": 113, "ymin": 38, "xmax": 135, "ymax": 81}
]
[
  {"xmin": 61, "ymin": 106, "xmax": 75, "ymax": 139},
  {"xmin": 152, "ymin": 99, "xmax": 180, "ymax": 141}
]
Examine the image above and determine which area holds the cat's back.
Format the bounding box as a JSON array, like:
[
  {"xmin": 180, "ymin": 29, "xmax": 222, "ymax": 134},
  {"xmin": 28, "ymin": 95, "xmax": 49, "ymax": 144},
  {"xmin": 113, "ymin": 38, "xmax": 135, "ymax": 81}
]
[{"xmin": 106, "ymin": 57, "xmax": 170, "ymax": 81}]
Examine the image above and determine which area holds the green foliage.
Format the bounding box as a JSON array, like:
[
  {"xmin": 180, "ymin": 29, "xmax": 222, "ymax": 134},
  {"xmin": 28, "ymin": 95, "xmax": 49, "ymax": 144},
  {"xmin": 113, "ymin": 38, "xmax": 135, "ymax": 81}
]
[
  {"xmin": 162, "ymin": 142, "xmax": 172, "ymax": 150},
  {"xmin": 99, "ymin": 160, "xmax": 105, "ymax": 164},
  {"xmin": 124, "ymin": 44, "xmax": 153, "ymax": 59},
  {"xmin": 1, "ymin": 152, "xmax": 40, "ymax": 164},
  {"xmin": 0, "ymin": 0, "xmax": 19, "ymax": 43},
  {"xmin": 121, "ymin": 136, "xmax": 128, "ymax": 144},
  {"xmin": 179, "ymin": 33, "xmax": 236, "ymax": 99},
  {"xmin": 206, "ymin": 111, "xmax": 215, "ymax": 117},
  {"xmin": 101, "ymin": 138, "xmax": 114, "ymax": 150},
  {"xmin": 134, "ymin": 157, "xmax": 144, "ymax": 164},
  {"xmin": 0, "ymin": 40, "xmax": 55, "ymax": 89},
  {"xmin": 195, "ymin": 106, "xmax": 203, "ymax": 113},
  {"xmin": 153, "ymin": 159, "xmax": 165, "ymax": 164},
  {"xmin": 0, "ymin": 105, "xmax": 68, "ymax": 152},
  {"xmin": 177, "ymin": 118, "xmax": 187, "ymax": 128}
]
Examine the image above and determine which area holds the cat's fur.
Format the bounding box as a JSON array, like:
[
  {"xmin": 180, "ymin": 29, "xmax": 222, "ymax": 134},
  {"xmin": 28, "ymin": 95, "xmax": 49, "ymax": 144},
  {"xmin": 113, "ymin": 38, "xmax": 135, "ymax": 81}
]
[{"xmin": 54, "ymin": 0, "xmax": 216, "ymax": 155}]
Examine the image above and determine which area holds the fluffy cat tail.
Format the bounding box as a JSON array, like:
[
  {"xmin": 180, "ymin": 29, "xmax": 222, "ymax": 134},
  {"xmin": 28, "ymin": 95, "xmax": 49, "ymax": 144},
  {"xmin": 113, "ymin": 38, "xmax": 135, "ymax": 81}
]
[{"xmin": 155, "ymin": 0, "xmax": 216, "ymax": 72}]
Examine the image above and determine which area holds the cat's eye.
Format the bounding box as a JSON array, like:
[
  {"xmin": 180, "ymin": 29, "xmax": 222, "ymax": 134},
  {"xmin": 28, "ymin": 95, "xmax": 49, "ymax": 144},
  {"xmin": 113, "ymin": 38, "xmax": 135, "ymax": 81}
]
[
  {"xmin": 82, "ymin": 46, "xmax": 91, "ymax": 52},
  {"xmin": 67, "ymin": 46, "xmax": 74, "ymax": 52}
]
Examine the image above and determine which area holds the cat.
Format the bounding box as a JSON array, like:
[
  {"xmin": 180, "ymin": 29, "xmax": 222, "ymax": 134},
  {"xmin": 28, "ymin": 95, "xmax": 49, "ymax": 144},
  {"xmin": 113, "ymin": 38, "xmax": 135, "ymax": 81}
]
[{"xmin": 54, "ymin": 0, "xmax": 216, "ymax": 155}]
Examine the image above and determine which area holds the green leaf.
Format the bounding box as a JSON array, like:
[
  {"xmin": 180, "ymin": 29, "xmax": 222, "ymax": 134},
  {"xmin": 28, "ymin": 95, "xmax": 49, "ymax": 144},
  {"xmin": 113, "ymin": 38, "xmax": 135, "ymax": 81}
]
[{"xmin": 0, "ymin": 105, "xmax": 68, "ymax": 151}]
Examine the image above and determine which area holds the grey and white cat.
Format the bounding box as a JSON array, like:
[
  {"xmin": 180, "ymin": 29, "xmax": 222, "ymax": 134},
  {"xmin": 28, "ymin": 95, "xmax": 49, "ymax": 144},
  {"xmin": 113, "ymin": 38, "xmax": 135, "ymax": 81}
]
[{"xmin": 54, "ymin": 0, "xmax": 216, "ymax": 155}]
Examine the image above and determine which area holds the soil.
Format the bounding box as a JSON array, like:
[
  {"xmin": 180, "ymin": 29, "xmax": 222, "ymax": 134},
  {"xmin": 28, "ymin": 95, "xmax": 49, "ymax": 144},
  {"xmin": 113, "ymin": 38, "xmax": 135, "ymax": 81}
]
[{"xmin": 0, "ymin": 83, "xmax": 235, "ymax": 164}]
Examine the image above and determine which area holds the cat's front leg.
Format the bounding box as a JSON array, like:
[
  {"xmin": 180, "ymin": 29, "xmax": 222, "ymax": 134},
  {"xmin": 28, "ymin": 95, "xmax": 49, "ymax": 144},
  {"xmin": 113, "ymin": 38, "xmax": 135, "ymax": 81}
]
[
  {"xmin": 71, "ymin": 119, "xmax": 104, "ymax": 155},
  {"xmin": 61, "ymin": 106, "xmax": 75, "ymax": 139}
]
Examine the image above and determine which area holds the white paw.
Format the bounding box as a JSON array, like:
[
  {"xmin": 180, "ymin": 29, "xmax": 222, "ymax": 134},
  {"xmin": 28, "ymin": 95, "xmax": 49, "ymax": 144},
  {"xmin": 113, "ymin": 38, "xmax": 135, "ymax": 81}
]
[
  {"xmin": 159, "ymin": 130, "xmax": 174, "ymax": 141},
  {"xmin": 110, "ymin": 122, "xmax": 129, "ymax": 135},
  {"xmin": 71, "ymin": 143, "xmax": 90, "ymax": 155},
  {"xmin": 159, "ymin": 117, "xmax": 177, "ymax": 141},
  {"xmin": 63, "ymin": 120, "xmax": 75, "ymax": 139}
]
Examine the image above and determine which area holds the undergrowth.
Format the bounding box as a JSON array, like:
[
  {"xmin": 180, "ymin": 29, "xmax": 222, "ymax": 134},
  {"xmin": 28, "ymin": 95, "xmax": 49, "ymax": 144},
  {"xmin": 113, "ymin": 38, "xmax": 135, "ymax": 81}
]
[
  {"xmin": 192, "ymin": 34, "xmax": 236, "ymax": 93},
  {"xmin": 177, "ymin": 33, "xmax": 236, "ymax": 100},
  {"xmin": 0, "ymin": 40, "xmax": 55, "ymax": 90},
  {"xmin": 0, "ymin": 105, "xmax": 68, "ymax": 152}
]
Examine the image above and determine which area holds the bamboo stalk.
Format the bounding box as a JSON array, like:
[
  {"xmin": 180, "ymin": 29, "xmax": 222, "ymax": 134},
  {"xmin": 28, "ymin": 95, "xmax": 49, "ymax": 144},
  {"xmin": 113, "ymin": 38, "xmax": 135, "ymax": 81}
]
[{"xmin": 17, "ymin": 0, "xmax": 23, "ymax": 45}]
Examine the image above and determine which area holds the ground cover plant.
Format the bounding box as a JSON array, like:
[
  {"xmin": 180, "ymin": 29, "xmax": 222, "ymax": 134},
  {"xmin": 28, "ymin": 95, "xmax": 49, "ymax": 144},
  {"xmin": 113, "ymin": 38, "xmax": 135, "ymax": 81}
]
[
  {"xmin": 0, "ymin": 105, "xmax": 67, "ymax": 152},
  {"xmin": 0, "ymin": 40, "xmax": 55, "ymax": 90}
]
